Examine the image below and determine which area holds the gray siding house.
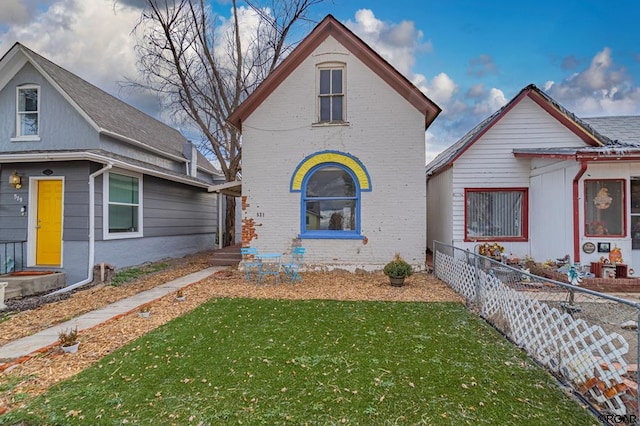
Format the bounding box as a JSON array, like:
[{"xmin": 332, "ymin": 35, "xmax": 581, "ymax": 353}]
[{"xmin": 0, "ymin": 43, "xmax": 220, "ymax": 287}]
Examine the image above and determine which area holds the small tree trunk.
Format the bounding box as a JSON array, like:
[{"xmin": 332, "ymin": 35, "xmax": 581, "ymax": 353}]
[{"xmin": 224, "ymin": 195, "xmax": 236, "ymax": 247}]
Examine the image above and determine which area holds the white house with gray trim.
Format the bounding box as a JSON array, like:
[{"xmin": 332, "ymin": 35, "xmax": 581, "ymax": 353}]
[
  {"xmin": 0, "ymin": 42, "xmax": 222, "ymax": 287},
  {"xmin": 426, "ymin": 84, "xmax": 640, "ymax": 274},
  {"xmin": 228, "ymin": 15, "xmax": 441, "ymax": 270}
]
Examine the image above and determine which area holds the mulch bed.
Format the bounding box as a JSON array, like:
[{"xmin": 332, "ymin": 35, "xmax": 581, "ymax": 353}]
[{"xmin": 0, "ymin": 252, "xmax": 462, "ymax": 415}]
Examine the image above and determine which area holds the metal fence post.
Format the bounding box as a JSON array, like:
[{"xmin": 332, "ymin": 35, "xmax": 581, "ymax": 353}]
[
  {"xmin": 432, "ymin": 241, "xmax": 438, "ymax": 276},
  {"xmin": 474, "ymin": 252, "xmax": 481, "ymax": 308}
]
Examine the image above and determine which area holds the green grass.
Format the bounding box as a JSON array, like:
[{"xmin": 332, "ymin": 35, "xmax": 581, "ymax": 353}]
[
  {"xmin": 110, "ymin": 262, "xmax": 169, "ymax": 286},
  {"xmin": 2, "ymin": 299, "xmax": 598, "ymax": 425}
]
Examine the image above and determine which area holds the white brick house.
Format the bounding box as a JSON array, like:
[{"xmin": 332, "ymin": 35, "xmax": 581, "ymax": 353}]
[{"xmin": 228, "ymin": 15, "xmax": 441, "ymax": 270}]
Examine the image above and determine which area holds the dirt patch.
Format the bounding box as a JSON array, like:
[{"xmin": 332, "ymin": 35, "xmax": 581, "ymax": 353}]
[{"xmin": 0, "ymin": 252, "xmax": 462, "ymax": 414}]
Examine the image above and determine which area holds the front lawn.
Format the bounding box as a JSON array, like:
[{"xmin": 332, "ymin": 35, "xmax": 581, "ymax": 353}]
[{"xmin": 2, "ymin": 299, "xmax": 597, "ymax": 425}]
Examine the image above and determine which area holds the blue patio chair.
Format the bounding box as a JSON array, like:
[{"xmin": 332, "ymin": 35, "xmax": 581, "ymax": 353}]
[
  {"xmin": 281, "ymin": 247, "xmax": 305, "ymax": 283},
  {"xmin": 240, "ymin": 247, "xmax": 261, "ymax": 282}
]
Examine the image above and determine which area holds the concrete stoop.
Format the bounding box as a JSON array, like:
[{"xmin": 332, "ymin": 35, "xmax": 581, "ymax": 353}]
[{"xmin": 1, "ymin": 272, "xmax": 66, "ymax": 299}]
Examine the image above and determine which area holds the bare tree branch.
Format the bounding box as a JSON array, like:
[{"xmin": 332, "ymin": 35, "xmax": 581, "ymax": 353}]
[{"xmin": 118, "ymin": 0, "xmax": 327, "ymax": 245}]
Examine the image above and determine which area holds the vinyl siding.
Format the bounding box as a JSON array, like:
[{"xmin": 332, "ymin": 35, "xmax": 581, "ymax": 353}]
[
  {"xmin": 142, "ymin": 175, "xmax": 217, "ymax": 237},
  {"xmin": 426, "ymin": 167, "xmax": 453, "ymax": 252},
  {"xmin": 0, "ymin": 62, "xmax": 98, "ymax": 151},
  {"xmin": 447, "ymin": 97, "xmax": 588, "ymax": 256}
]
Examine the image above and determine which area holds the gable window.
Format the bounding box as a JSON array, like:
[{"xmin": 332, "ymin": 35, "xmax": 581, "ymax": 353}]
[
  {"xmin": 16, "ymin": 85, "xmax": 40, "ymax": 139},
  {"xmin": 465, "ymin": 188, "xmax": 528, "ymax": 241},
  {"xmin": 317, "ymin": 64, "xmax": 345, "ymax": 123},
  {"xmin": 300, "ymin": 164, "xmax": 361, "ymax": 238},
  {"xmin": 584, "ymin": 179, "xmax": 625, "ymax": 237},
  {"xmin": 104, "ymin": 171, "xmax": 143, "ymax": 239}
]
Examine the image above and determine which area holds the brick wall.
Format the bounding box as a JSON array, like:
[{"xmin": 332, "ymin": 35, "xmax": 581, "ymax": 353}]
[
  {"xmin": 531, "ymin": 265, "xmax": 640, "ymax": 293},
  {"xmin": 240, "ymin": 36, "xmax": 427, "ymax": 270}
]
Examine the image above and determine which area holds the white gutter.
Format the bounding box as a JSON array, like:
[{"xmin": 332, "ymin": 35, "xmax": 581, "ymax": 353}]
[
  {"xmin": 50, "ymin": 163, "xmax": 113, "ymax": 294},
  {"xmin": 0, "ymin": 152, "xmax": 210, "ymax": 189}
]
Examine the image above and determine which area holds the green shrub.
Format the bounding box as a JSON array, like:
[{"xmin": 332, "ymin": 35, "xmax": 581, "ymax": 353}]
[{"xmin": 383, "ymin": 253, "xmax": 414, "ymax": 278}]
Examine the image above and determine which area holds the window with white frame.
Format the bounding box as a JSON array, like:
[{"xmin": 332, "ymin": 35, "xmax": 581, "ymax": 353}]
[
  {"xmin": 317, "ymin": 64, "xmax": 345, "ymax": 123},
  {"xmin": 104, "ymin": 172, "xmax": 142, "ymax": 238},
  {"xmin": 16, "ymin": 85, "xmax": 39, "ymax": 138},
  {"xmin": 465, "ymin": 188, "xmax": 528, "ymax": 241},
  {"xmin": 300, "ymin": 164, "xmax": 360, "ymax": 238}
]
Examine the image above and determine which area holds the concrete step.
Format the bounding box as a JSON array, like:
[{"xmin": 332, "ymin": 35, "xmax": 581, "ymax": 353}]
[{"xmin": 1, "ymin": 272, "xmax": 66, "ymax": 300}]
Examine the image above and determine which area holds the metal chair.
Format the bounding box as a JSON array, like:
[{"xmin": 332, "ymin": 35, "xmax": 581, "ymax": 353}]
[
  {"xmin": 240, "ymin": 247, "xmax": 261, "ymax": 282},
  {"xmin": 257, "ymin": 253, "xmax": 282, "ymax": 285},
  {"xmin": 281, "ymin": 247, "xmax": 305, "ymax": 283}
]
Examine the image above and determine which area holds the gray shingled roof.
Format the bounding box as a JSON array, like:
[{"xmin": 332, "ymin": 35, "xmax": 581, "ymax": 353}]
[
  {"xmin": 426, "ymin": 84, "xmax": 626, "ymax": 176},
  {"xmin": 15, "ymin": 43, "xmax": 217, "ymax": 175},
  {"xmin": 582, "ymin": 116, "xmax": 640, "ymax": 145}
]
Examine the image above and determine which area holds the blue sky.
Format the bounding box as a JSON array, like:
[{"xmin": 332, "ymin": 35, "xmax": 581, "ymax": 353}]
[{"xmin": 1, "ymin": 0, "xmax": 639, "ymax": 162}]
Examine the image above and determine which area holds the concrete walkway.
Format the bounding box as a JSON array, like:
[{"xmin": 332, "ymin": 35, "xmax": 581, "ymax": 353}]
[{"xmin": 0, "ymin": 267, "xmax": 221, "ymax": 362}]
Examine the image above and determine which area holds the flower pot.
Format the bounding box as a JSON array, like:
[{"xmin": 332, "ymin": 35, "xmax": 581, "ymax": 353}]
[
  {"xmin": 61, "ymin": 342, "xmax": 80, "ymax": 354},
  {"xmin": 176, "ymin": 296, "xmax": 186, "ymax": 302},
  {"xmin": 389, "ymin": 277, "xmax": 405, "ymax": 287},
  {"xmin": 139, "ymin": 311, "xmax": 151, "ymax": 318}
]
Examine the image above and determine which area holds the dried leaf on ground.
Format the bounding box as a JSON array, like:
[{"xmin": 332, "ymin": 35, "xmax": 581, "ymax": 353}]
[{"xmin": 0, "ymin": 252, "xmax": 462, "ymax": 413}]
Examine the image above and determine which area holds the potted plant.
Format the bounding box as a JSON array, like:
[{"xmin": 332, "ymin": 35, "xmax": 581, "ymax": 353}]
[
  {"xmin": 176, "ymin": 289, "xmax": 186, "ymax": 301},
  {"xmin": 139, "ymin": 305, "xmax": 151, "ymax": 318},
  {"xmin": 58, "ymin": 327, "xmax": 80, "ymax": 353},
  {"xmin": 383, "ymin": 253, "xmax": 414, "ymax": 287}
]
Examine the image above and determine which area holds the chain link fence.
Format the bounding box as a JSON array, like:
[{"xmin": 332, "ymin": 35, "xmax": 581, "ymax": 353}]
[{"xmin": 433, "ymin": 240, "xmax": 640, "ymax": 422}]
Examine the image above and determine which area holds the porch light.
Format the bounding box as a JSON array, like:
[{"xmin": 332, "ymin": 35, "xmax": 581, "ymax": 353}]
[{"xmin": 9, "ymin": 170, "xmax": 22, "ymax": 189}]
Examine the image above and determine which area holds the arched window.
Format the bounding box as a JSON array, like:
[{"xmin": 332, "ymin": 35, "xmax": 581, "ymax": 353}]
[{"xmin": 301, "ymin": 164, "xmax": 361, "ymax": 238}]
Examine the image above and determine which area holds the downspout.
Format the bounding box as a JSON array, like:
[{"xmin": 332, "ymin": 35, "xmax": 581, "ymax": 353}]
[
  {"xmin": 572, "ymin": 160, "xmax": 588, "ymax": 264},
  {"xmin": 50, "ymin": 163, "xmax": 113, "ymax": 295}
]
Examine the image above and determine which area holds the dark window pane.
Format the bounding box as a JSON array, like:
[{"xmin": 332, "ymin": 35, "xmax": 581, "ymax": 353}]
[
  {"xmin": 20, "ymin": 114, "xmax": 38, "ymax": 135},
  {"xmin": 632, "ymin": 178, "xmax": 640, "ymax": 214},
  {"xmin": 109, "ymin": 205, "xmax": 139, "ymax": 232},
  {"xmin": 109, "ymin": 174, "xmax": 139, "ymax": 204},
  {"xmin": 585, "ymin": 180, "xmax": 624, "ymax": 236},
  {"xmin": 306, "ymin": 167, "xmax": 355, "ymax": 197},
  {"xmin": 332, "ymin": 96, "xmax": 343, "ymax": 121},
  {"xmin": 320, "ymin": 97, "xmax": 330, "ymax": 121},
  {"xmin": 19, "ymin": 88, "xmax": 38, "ymax": 112},
  {"xmin": 305, "ymin": 199, "xmax": 355, "ymax": 231},
  {"xmin": 332, "ymin": 69, "xmax": 342, "ymax": 93},
  {"xmin": 319, "ymin": 70, "xmax": 330, "ymax": 94}
]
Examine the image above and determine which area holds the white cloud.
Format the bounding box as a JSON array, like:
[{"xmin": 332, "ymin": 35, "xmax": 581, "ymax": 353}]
[
  {"xmin": 0, "ymin": 0, "xmax": 149, "ymax": 112},
  {"xmin": 345, "ymin": 9, "xmax": 431, "ymax": 78},
  {"xmin": 0, "ymin": 0, "xmax": 52, "ymax": 26},
  {"xmin": 473, "ymin": 88, "xmax": 507, "ymax": 115},
  {"xmin": 545, "ymin": 47, "xmax": 640, "ymax": 116},
  {"xmin": 467, "ymin": 54, "xmax": 497, "ymax": 78}
]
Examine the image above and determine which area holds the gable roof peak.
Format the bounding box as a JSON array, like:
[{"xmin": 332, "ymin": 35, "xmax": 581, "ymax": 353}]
[
  {"xmin": 0, "ymin": 42, "xmax": 217, "ymax": 175},
  {"xmin": 425, "ymin": 83, "xmax": 611, "ymax": 177},
  {"xmin": 227, "ymin": 13, "xmax": 440, "ymax": 131}
]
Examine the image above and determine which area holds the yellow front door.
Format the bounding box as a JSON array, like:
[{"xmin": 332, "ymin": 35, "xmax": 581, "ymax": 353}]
[{"xmin": 36, "ymin": 180, "xmax": 63, "ymax": 265}]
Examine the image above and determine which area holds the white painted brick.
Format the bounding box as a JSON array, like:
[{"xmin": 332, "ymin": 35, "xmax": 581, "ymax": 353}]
[{"xmin": 242, "ymin": 36, "xmax": 426, "ymax": 270}]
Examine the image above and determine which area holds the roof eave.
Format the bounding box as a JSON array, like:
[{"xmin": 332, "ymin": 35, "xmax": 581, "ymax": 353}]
[
  {"xmin": 0, "ymin": 152, "xmax": 211, "ymax": 189},
  {"xmin": 227, "ymin": 15, "xmax": 440, "ymax": 131}
]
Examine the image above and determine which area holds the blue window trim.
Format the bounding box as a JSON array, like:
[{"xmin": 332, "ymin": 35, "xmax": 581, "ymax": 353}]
[{"xmin": 298, "ymin": 162, "xmax": 363, "ymax": 239}]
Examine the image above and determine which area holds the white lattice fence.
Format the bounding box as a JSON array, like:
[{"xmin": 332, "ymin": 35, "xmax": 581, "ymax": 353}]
[
  {"xmin": 434, "ymin": 248, "xmax": 635, "ymax": 416},
  {"xmin": 434, "ymin": 251, "xmax": 477, "ymax": 300}
]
